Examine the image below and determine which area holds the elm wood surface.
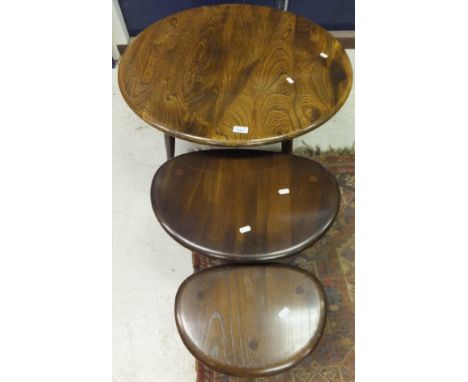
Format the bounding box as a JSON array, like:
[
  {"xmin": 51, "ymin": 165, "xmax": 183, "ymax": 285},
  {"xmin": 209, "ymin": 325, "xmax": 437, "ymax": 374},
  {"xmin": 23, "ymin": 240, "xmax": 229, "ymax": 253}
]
[
  {"xmin": 175, "ymin": 264, "xmax": 326, "ymax": 377},
  {"xmin": 118, "ymin": 4, "xmax": 353, "ymax": 147},
  {"xmin": 150, "ymin": 150, "xmax": 339, "ymax": 261}
]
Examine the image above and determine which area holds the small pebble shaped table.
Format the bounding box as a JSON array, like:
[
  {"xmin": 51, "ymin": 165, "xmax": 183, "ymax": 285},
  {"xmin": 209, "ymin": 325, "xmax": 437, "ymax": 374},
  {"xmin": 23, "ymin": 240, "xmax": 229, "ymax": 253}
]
[
  {"xmin": 175, "ymin": 264, "xmax": 326, "ymax": 377},
  {"xmin": 151, "ymin": 150, "xmax": 339, "ymax": 261},
  {"xmin": 118, "ymin": 4, "xmax": 353, "ymax": 158}
]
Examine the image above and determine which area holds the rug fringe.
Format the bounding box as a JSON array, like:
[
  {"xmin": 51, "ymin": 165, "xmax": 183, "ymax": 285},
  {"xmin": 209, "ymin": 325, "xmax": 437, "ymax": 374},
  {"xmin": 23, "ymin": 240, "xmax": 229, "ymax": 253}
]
[{"xmin": 297, "ymin": 142, "xmax": 355, "ymax": 157}]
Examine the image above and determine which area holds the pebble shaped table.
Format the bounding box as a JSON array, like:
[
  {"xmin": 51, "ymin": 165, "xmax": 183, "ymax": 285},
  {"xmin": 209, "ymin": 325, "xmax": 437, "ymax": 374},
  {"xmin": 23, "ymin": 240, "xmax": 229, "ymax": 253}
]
[
  {"xmin": 151, "ymin": 150, "xmax": 339, "ymax": 262},
  {"xmin": 175, "ymin": 264, "xmax": 326, "ymax": 377},
  {"xmin": 118, "ymin": 4, "xmax": 353, "ymax": 158}
]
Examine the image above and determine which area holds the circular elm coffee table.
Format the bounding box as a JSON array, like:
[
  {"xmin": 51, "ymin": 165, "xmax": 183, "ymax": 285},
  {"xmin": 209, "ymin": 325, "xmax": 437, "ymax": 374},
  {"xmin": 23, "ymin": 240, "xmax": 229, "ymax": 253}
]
[{"xmin": 118, "ymin": 4, "xmax": 353, "ymax": 159}]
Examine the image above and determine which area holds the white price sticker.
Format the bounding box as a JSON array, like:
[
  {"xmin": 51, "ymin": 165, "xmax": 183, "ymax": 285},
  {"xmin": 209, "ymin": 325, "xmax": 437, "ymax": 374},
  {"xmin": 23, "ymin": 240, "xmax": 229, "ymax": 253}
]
[
  {"xmin": 239, "ymin": 225, "xmax": 251, "ymax": 234},
  {"xmin": 233, "ymin": 125, "xmax": 249, "ymax": 134},
  {"xmin": 278, "ymin": 307, "xmax": 290, "ymax": 318}
]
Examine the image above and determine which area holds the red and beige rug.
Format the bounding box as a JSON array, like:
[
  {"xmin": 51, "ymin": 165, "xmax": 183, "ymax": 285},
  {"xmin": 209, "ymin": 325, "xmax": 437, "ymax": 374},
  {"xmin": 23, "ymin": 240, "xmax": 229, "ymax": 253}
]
[{"xmin": 192, "ymin": 148, "xmax": 355, "ymax": 382}]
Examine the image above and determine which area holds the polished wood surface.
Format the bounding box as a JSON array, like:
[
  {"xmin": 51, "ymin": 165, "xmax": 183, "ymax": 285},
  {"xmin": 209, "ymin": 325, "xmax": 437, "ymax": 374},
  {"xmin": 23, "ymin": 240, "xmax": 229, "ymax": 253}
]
[
  {"xmin": 175, "ymin": 264, "xmax": 326, "ymax": 377},
  {"xmin": 118, "ymin": 4, "xmax": 353, "ymax": 147},
  {"xmin": 151, "ymin": 150, "xmax": 339, "ymax": 261}
]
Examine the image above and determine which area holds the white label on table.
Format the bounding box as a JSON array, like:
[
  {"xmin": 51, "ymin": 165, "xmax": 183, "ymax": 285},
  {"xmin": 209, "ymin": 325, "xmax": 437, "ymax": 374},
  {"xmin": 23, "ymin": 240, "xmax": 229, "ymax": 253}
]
[
  {"xmin": 233, "ymin": 125, "xmax": 249, "ymax": 134},
  {"xmin": 239, "ymin": 225, "xmax": 251, "ymax": 234},
  {"xmin": 278, "ymin": 307, "xmax": 290, "ymax": 319},
  {"xmin": 286, "ymin": 76, "xmax": 295, "ymax": 84},
  {"xmin": 320, "ymin": 52, "xmax": 329, "ymax": 59},
  {"xmin": 278, "ymin": 188, "xmax": 290, "ymax": 195}
]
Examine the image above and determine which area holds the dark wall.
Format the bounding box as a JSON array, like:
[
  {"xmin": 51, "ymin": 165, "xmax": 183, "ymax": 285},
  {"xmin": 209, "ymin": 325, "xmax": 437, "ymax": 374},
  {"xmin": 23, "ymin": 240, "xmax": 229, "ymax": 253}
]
[{"xmin": 118, "ymin": 0, "xmax": 354, "ymax": 36}]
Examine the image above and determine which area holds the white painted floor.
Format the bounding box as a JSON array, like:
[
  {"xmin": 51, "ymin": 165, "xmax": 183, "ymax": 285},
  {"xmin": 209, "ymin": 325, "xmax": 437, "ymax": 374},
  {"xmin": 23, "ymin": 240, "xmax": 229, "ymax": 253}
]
[{"xmin": 112, "ymin": 50, "xmax": 354, "ymax": 382}]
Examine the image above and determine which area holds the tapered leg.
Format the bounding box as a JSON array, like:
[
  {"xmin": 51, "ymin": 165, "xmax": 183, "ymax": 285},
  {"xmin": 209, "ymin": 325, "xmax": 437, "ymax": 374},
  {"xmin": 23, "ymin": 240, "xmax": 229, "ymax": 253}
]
[
  {"xmin": 281, "ymin": 139, "xmax": 293, "ymax": 154},
  {"xmin": 164, "ymin": 134, "xmax": 175, "ymax": 160}
]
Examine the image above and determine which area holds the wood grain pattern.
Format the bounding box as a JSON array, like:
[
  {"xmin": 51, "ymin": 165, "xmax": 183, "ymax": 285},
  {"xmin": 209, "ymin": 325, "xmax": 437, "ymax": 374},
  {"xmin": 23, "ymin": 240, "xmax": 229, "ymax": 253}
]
[
  {"xmin": 118, "ymin": 4, "xmax": 353, "ymax": 146},
  {"xmin": 151, "ymin": 150, "xmax": 340, "ymax": 261},
  {"xmin": 175, "ymin": 264, "xmax": 326, "ymax": 377}
]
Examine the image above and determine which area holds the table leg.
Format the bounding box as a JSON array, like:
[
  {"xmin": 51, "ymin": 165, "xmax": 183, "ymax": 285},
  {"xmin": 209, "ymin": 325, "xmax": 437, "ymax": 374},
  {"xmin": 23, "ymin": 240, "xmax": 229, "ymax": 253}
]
[
  {"xmin": 164, "ymin": 134, "xmax": 175, "ymax": 160},
  {"xmin": 281, "ymin": 139, "xmax": 293, "ymax": 154}
]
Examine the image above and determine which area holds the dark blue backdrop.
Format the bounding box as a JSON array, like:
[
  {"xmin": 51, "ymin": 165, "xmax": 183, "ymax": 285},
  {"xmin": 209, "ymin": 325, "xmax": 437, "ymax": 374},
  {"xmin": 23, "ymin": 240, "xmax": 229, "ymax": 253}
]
[{"xmin": 118, "ymin": 0, "xmax": 354, "ymax": 37}]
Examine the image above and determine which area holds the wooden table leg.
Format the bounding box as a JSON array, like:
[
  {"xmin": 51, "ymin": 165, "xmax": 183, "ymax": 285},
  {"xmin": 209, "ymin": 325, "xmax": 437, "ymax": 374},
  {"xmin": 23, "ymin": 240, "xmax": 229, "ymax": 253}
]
[
  {"xmin": 281, "ymin": 139, "xmax": 293, "ymax": 154},
  {"xmin": 164, "ymin": 134, "xmax": 175, "ymax": 160}
]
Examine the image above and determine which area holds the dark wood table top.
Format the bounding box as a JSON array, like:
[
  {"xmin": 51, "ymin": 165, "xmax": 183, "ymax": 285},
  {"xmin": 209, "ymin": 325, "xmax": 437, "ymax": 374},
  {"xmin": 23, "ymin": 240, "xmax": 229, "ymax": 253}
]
[
  {"xmin": 151, "ymin": 150, "xmax": 339, "ymax": 261},
  {"xmin": 119, "ymin": 4, "xmax": 353, "ymax": 147},
  {"xmin": 175, "ymin": 264, "xmax": 326, "ymax": 377}
]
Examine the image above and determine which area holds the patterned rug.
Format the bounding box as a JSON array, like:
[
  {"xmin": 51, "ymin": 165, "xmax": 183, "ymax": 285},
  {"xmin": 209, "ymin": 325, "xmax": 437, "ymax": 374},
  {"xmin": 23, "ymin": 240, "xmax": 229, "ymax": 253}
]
[{"xmin": 191, "ymin": 147, "xmax": 355, "ymax": 382}]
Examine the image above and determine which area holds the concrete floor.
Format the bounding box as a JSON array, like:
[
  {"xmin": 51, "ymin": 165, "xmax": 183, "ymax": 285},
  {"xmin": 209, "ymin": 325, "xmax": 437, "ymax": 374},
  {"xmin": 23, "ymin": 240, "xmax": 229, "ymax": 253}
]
[{"xmin": 112, "ymin": 50, "xmax": 354, "ymax": 382}]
